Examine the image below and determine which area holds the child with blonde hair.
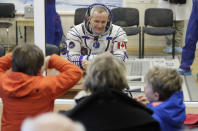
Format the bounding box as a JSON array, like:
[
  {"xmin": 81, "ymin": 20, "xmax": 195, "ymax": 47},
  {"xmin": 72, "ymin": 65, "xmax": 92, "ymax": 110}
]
[{"xmin": 137, "ymin": 67, "xmax": 186, "ymax": 131}]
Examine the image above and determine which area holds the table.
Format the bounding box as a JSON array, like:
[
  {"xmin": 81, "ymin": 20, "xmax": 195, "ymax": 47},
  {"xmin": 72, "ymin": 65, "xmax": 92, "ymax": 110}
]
[{"xmin": 15, "ymin": 18, "xmax": 34, "ymax": 45}]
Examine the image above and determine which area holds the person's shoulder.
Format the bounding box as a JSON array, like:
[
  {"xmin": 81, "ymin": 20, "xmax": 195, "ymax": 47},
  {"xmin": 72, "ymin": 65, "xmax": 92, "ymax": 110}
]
[
  {"xmin": 194, "ymin": 0, "xmax": 198, "ymax": 3},
  {"xmin": 67, "ymin": 23, "xmax": 84, "ymax": 37},
  {"xmin": 70, "ymin": 23, "xmax": 83, "ymax": 31},
  {"xmin": 194, "ymin": 0, "xmax": 198, "ymax": 7},
  {"xmin": 110, "ymin": 24, "xmax": 127, "ymax": 40},
  {"xmin": 111, "ymin": 24, "xmax": 125, "ymax": 33},
  {"xmin": 112, "ymin": 24, "xmax": 122, "ymax": 29}
]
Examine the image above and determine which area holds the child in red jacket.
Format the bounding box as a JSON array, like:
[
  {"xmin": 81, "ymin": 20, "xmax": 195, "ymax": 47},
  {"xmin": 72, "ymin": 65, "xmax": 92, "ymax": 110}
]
[{"xmin": 0, "ymin": 44, "xmax": 82, "ymax": 131}]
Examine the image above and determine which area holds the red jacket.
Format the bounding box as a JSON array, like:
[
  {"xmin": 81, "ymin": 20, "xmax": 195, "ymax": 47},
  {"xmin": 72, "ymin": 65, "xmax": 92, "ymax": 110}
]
[{"xmin": 0, "ymin": 54, "xmax": 82, "ymax": 131}]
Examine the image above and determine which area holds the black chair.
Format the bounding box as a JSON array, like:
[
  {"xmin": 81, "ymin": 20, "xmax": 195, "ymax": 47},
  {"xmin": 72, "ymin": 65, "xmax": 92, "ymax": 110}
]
[
  {"xmin": 0, "ymin": 44, "xmax": 5, "ymax": 57},
  {"xmin": 112, "ymin": 7, "xmax": 141, "ymax": 58},
  {"xmin": 74, "ymin": 8, "xmax": 87, "ymax": 25},
  {"xmin": 142, "ymin": 8, "xmax": 176, "ymax": 58},
  {"xmin": 0, "ymin": 3, "xmax": 15, "ymax": 50},
  {"xmin": 46, "ymin": 44, "xmax": 60, "ymax": 56}
]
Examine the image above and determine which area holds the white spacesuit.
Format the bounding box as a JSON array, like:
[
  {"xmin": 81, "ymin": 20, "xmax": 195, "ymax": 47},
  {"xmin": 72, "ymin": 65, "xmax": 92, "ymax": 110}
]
[{"xmin": 66, "ymin": 4, "xmax": 128, "ymax": 68}]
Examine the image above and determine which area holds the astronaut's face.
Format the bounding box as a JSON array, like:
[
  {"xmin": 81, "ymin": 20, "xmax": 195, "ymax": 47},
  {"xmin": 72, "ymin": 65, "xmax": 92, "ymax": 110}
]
[{"xmin": 89, "ymin": 11, "xmax": 108, "ymax": 34}]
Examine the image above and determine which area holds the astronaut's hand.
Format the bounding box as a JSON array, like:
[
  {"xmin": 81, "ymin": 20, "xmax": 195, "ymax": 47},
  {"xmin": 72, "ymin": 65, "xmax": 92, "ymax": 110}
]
[{"xmin": 82, "ymin": 60, "xmax": 89, "ymax": 70}]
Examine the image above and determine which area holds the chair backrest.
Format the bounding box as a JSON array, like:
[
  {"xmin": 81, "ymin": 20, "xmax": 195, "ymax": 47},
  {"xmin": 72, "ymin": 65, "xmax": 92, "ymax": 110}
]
[
  {"xmin": 144, "ymin": 8, "xmax": 173, "ymax": 27},
  {"xmin": 111, "ymin": 7, "xmax": 139, "ymax": 27},
  {"xmin": 46, "ymin": 44, "xmax": 60, "ymax": 56},
  {"xmin": 0, "ymin": 45, "xmax": 5, "ymax": 57},
  {"xmin": 74, "ymin": 8, "xmax": 87, "ymax": 25},
  {"xmin": 0, "ymin": 3, "xmax": 15, "ymax": 18}
]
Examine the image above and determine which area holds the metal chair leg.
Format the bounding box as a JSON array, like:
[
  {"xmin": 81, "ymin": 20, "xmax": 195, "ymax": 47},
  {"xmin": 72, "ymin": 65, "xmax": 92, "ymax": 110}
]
[
  {"xmin": 172, "ymin": 33, "xmax": 175, "ymax": 59},
  {"xmin": 139, "ymin": 31, "xmax": 141, "ymax": 59},
  {"xmin": 6, "ymin": 28, "xmax": 9, "ymax": 51},
  {"xmin": 142, "ymin": 31, "xmax": 144, "ymax": 58}
]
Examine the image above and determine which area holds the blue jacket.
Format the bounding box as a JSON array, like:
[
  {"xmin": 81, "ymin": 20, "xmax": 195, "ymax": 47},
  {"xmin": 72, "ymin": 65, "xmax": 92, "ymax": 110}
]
[
  {"xmin": 147, "ymin": 91, "xmax": 186, "ymax": 131},
  {"xmin": 45, "ymin": 0, "xmax": 63, "ymax": 47},
  {"xmin": 180, "ymin": 0, "xmax": 198, "ymax": 70}
]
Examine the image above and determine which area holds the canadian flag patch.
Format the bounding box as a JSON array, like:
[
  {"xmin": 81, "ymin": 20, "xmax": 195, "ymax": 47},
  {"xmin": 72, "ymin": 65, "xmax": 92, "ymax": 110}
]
[{"xmin": 117, "ymin": 42, "xmax": 127, "ymax": 49}]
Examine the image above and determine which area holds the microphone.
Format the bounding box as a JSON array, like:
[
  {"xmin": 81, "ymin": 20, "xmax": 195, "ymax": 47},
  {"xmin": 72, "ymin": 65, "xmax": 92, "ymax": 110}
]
[
  {"xmin": 94, "ymin": 36, "xmax": 99, "ymax": 41},
  {"xmin": 125, "ymin": 86, "xmax": 133, "ymax": 98}
]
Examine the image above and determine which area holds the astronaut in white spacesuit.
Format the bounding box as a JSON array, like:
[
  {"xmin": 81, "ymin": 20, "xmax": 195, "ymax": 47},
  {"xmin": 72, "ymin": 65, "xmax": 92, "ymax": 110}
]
[{"xmin": 66, "ymin": 4, "xmax": 128, "ymax": 69}]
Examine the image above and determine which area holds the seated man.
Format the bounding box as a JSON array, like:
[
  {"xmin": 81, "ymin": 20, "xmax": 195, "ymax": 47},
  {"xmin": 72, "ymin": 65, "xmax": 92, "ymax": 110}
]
[
  {"xmin": 65, "ymin": 3, "xmax": 128, "ymax": 69},
  {"xmin": 60, "ymin": 54, "xmax": 160, "ymax": 131}
]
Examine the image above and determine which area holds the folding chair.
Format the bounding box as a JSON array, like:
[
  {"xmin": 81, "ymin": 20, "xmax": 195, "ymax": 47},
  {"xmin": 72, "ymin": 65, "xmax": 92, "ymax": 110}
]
[
  {"xmin": 111, "ymin": 7, "xmax": 141, "ymax": 58},
  {"xmin": 0, "ymin": 3, "xmax": 15, "ymax": 50},
  {"xmin": 0, "ymin": 44, "xmax": 5, "ymax": 57},
  {"xmin": 142, "ymin": 8, "xmax": 175, "ymax": 58},
  {"xmin": 74, "ymin": 8, "xmax": 87, "ymax": 25},
  {"xmin": 46, "ymin": 44, "xmax": 60, "ymax": 56}
]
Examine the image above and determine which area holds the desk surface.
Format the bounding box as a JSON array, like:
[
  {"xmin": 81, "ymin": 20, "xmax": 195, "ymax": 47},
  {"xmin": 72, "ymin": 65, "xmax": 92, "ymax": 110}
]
[
  {"xmin": 47, "ymin": 69, "xmax": 83, "ymax": 91},
  {"xmin": 16, "ymin": 18, "xmax": 34, "ymax": 26}
]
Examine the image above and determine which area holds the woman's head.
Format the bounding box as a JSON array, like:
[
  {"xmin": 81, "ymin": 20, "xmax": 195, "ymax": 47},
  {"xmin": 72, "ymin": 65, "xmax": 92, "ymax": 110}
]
[{"xmin": 84, "ymin": 54, "xmax": 128, "ymax": 93}]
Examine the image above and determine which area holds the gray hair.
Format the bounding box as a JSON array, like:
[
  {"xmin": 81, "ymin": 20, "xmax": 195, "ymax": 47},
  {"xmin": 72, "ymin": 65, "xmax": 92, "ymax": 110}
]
[
  {"xmin": 89, "ymin": 5, "xmax": 108, "ymax": 17},
  {"xmin": 84, "ymin": 54, "xmax": 128, "ymax": 92},
  {"xmin": 21, "ymin": 112, "xmax": 85, "ymax": 131}
]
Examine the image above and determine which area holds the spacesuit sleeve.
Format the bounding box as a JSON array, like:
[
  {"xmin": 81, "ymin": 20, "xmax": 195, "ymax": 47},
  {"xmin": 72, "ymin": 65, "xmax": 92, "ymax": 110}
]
[
  {"xmin": 112, "ymin": 27, "xmax": 128, "ymax": 62},
  {"xmin": 66, "ymin": 26, "xmax": 84, "ymax": 68},
  {"xmin": 180, "ymin": 0, "xmax": 198, "ymax": 70}
]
